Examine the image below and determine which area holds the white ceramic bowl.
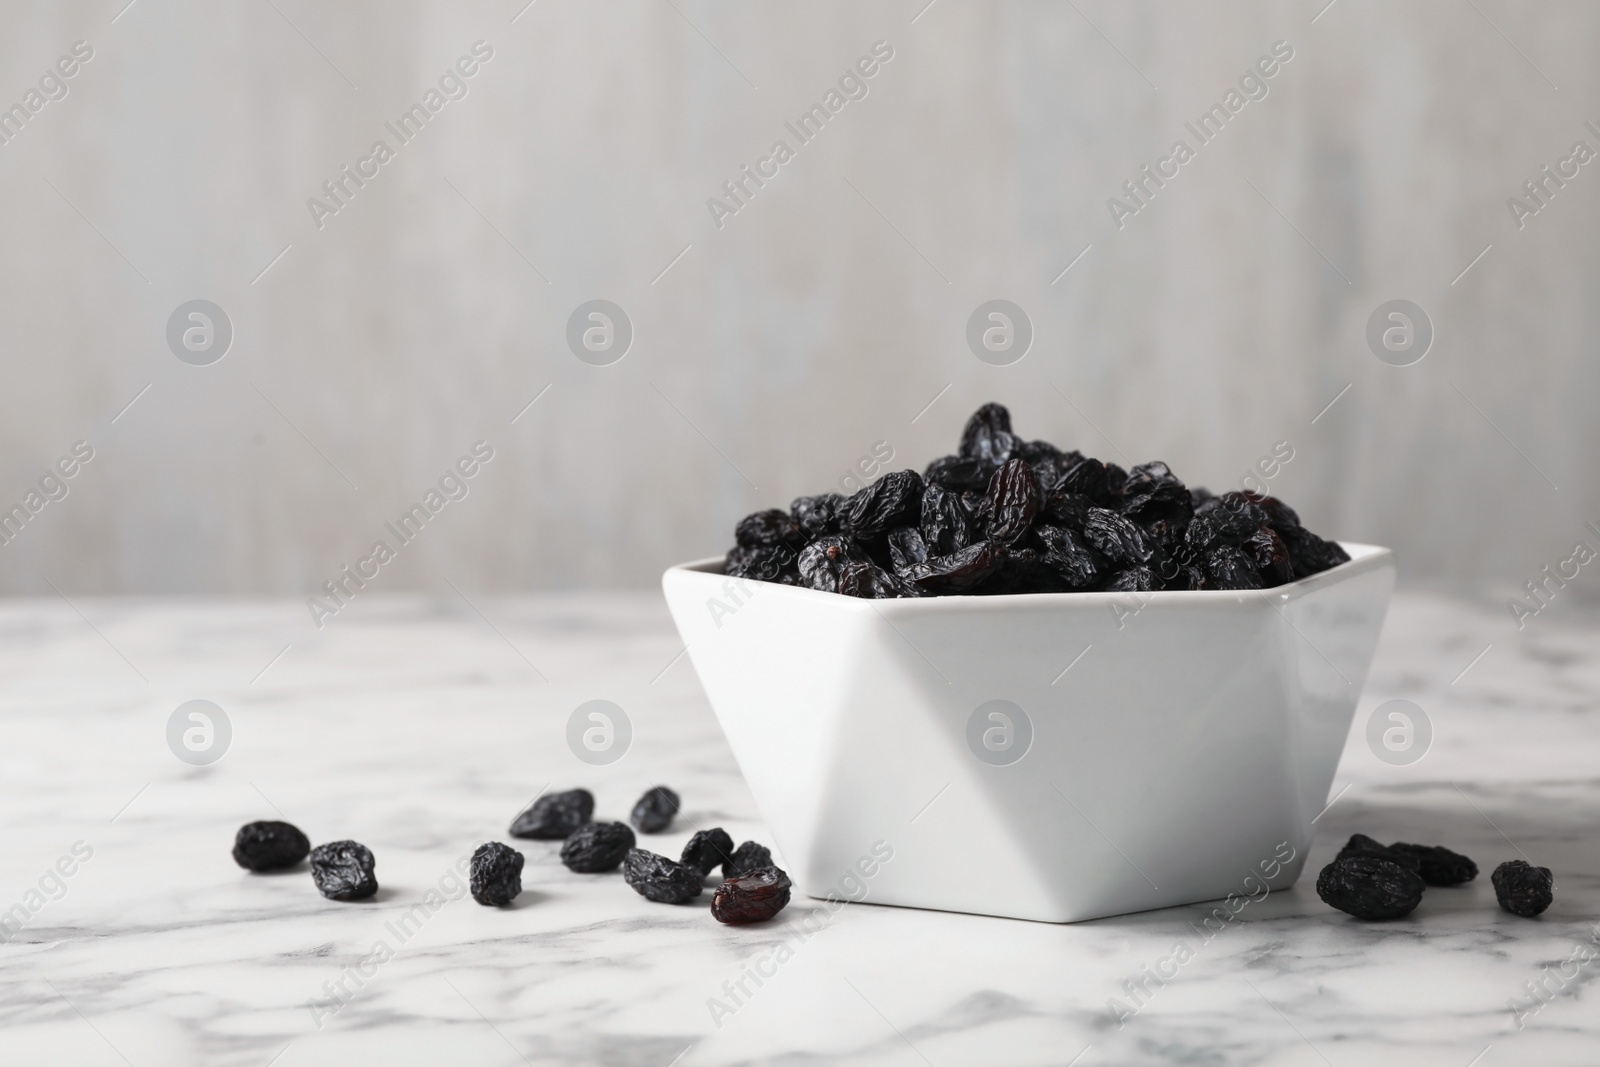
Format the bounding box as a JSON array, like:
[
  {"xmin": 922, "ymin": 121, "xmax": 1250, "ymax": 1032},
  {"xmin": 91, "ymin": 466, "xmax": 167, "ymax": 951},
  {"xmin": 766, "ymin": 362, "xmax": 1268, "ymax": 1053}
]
[{"xmin": 662, "ymin": 543, "xmax": 1394, "ymax": 923}]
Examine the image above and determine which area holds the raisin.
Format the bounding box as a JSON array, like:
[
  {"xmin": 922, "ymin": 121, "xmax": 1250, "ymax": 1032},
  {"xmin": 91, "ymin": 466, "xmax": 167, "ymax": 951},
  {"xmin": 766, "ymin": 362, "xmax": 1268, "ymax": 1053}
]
[
  {"xmin": 310, "ymin": 840, "xmax": 378, "ymax": 902},
  {"xmin": 1491, "ymin": 860, "xmax": 1553, "ymax": 917},
  {"xmin": 1083, "ymin": 507, "xmax": 1154, "ymax": 566},
  {"xmin": 797, "ymin": 535, "xmax": 866, "ymax": 593},
  {"xmin": 1121, "ymin": 462, "xmax": 1193, "ymax": 527},
  {"xmin": 624, "ymin": 848, "xmax": 703, "ymax": 904},
  {"xmin": 1102, "ymin": 462, "xmax": 1128, "ymax": 497},
  {"xmin": 711, "ymin": 866, "xmax": 793, "ymax": 925},
  {"xmin": 838, "ymin": 559, "xmax": 912, "ymax": 599},
  {"xmin": 920, "ymin": 484, "xmax": 974, "ymax": 556},
  {"xmin": 681, "ymin": 827, "xmax": 736, "ymax": 877},
  {"xmin": 630, "ymin": 786, "xmax": 680, "ymax": 834},
  {"xmin": 1034, "ymin": 525, "xmax": 1104, "ymax": 588},
  {"xmin": 842, "ymin": 470, "xmax": 924, "ymax": 541},
  {"xmin": 1207, "ymin": 544, "xmax": 1263, "ymax": 590},
  {"xmin": 726, "ymin": 544, "xmax": 796, "ymax": 583},
  {"xmin": 983, "ymin": 459, "xmax": 1041, "ymax": 546},
  {"xmin": 232, "ymin": 820, "xmax": 310, "ymax": 872},
  {"xmin": 561, "ymin": 821, "xmax": 636, "ymax": 873},
  {"xmin": 923, "ymin": 455, "xmax": 992, "ymax": 492},
  {"xmin": 470, "ymin": 842, "xmax": 524, "ymax": 906},
  {"xmin": 735, "ymin": 509, "xmax": 805, "ymax": 549},
  {"xmin": 1105, "ymin": 566, "xmax": 1158, "ymax": 592},
  {"xmin": 1244, "ymin": 492, "xmax": 1301, "ymax": 533},
  {"xmin": 1041, "ymin": 488, "xmax": 1093, "ymax": 530},
  {"xmin": 791, "ymin": 493, "xmax": 845, "ymax": 538},
  {"xmin": 958, "ymin": 403, "xmax": 1017, "ymax": 467},
  {"xmin": 1245, "ymin": 526, "xmax": 1294, "ymax": 586},
  {"xmin": 1336, "ymin": 833, "xmax": 1421, "ymax": 873},
  {"xmin": 1058, "ymin": 457, "xmax": 1111, "ymax": 503},
  {"xmin": 901, "ymin": 541, "xmax": 1002, "ymax": 594},
  {"xmin": 1389, "ymin": 842, "xmax": 1477, "ymax": 886},
  {"xmin": 1197, "ymin": 492, "xmax": 1269, "ymax": 543},
  {"xmin": 509, "ymin": 789, "xmax": 594, "ymax": 840},
  {"xmin": 722, "ymin": 840, "xmax": 774, "ymax": 879},
  {"xmin": 1315, "ymin": 855, "xmax": 1424, "ymax": 920},
  {"xmin": 887, "ymin": 526, "xmax": 930, "ymax": 571},
  {"xmin": 1281, "ymin": 526, "xmax": 1351, "ymax": 579}
]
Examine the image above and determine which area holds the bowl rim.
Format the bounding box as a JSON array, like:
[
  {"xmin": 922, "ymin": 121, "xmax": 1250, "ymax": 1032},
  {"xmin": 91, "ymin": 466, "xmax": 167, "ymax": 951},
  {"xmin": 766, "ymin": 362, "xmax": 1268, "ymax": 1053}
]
[{"xmin": 664, "ymin": 541, "xmax": 1393, "ymax": 614}]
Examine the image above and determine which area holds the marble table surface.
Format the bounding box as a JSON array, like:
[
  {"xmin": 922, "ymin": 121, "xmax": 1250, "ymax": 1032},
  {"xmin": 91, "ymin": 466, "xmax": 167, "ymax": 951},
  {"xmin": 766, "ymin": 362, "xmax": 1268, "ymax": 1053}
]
[{"xmin": 1, "ymin": 588, "xmax": 1596, "ymax": 1067}]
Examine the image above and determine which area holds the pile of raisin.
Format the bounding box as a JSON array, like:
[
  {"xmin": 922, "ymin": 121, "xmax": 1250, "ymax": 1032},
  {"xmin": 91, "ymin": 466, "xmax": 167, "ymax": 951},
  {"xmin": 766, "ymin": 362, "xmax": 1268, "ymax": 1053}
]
[
  {"xmin": 726, "ymin": 403, "xmax": 1349, "ymax": 596},
  {"xmin": 1317, "ymin": 834, "xmax": 1518, "ymax": 922}
]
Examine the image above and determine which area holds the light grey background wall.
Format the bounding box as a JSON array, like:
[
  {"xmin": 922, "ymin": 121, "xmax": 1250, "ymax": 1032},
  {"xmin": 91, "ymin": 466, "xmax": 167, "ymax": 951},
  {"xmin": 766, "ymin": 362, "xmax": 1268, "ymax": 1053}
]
[{"xmin": 0, "ymin": 0, "xmax": 1594, "ymax": 602}]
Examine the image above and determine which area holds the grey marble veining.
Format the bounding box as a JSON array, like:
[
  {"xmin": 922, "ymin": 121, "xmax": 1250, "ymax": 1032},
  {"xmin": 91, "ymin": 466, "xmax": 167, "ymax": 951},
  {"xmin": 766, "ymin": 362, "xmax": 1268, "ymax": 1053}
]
[{"xmin": 0, "ymin": 590, "xmax": 1596, "ymax": 1066}]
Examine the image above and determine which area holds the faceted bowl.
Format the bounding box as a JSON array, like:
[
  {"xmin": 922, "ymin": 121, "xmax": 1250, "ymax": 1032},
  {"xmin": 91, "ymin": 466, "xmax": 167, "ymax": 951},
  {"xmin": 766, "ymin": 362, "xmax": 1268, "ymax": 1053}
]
[{"xmin": 662, "ymin": 543, "xmax": 1394, "ymax": 923}]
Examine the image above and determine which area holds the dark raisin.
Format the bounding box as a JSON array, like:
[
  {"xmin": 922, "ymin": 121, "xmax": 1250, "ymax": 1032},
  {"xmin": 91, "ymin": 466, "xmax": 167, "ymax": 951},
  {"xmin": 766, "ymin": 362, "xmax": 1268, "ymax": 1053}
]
[
  {"xmin": 842, "ymin": 470, "xmax": 924, "ymax": 541},
  {"xmin": 958, "ymin": 403, "xmax": 1017, "ymax": 467},
  {"xmin": 509, "ymin": 789, "xmax": 594, "ymax": 840},
  {"xmin": 901, "ymin": 541, "xmax": 1003, "ymax": 594},
  {"xmin": 723, "ymin": 840, "xmax": 774, "ymax": 879},
  {"xmin": 310, "ymin": 840, "xmax": 378, "ymax": 902},
  {"xmin": 887, "ymin": 526, "xmax": 930, "ymax": 571},
  {"xmin": 681, "ymin": 828, "xmax": 735, "ymax": 877},
  {"xmin": 1058, "ymin": 457, "xmax": 1111, "ymax": 503},
  {"xmin": 1244, "ymin": 492, "xmax": 1301, "ymax": 533},
  {"xmin": 1041, "ymin": 489, "xmax": 1093, "ymax": 530},
  {"xmin": 920, "ymin": 484, "xmax": 974, "ymax": 555},
  {"xmin": 561, "ymin": 821, "xmax": 636, "ymax": 873},
  {"xmin": 735, "ymin": 509, "xmax": 805, "ymax": 549},
  {"xmin": 1207, "ymin": 544, "xmax": 1263, "ymax": 590},
  {"xmin": 976, "ymin": 547, "xmax": 1065, "ymax": 595},
  {"xmin": 1184, "ymin": 513, "xmax": 1222, "ymax": 554},
  {"xmin": 1281, "ymin": 526, "xmax": 1351, "ymax": 579},
  {"xmin": 791, "ymin": 493, "xmax": 846, "ymax": 538},
  {"xmin": 232, "ymin": 820, "xmax": 310, "ymax": 872},
  {"xmin": 1245, "ymin": 526, "xmax": 1294, "ymax": 586},
  {"xmin": 1389, "ymin": 842, "xmax": 1477, "ymax": 887},
  {"xmin": 1491, "ymin": 860, "xmax": 1553, "ymax": 917},
  {"xmin": 1315, "ymin": 855, "xmax": 1424, "ymax": 920},
  {"xmin": 1336, "ymin": 833, "xmax": 1421, "ymax": 873},
  {"xmin": 1198, "ymin": 492, "xmax": 1269, "ymax": 544},
  {"xmin": 1083, "ymin": 507, "xmax": 1154, "ymax": 566},
  {"xmin": 923, "ymin": 455, "xmax": 993, "ymax": 492},
  {"xmin": 726, "ymin": 544, "xmax": 797, "ymax": 583},
  {"xmin": 470, "ymin": 842, "xmax": 524, "ymax": 906},
  {"xmin": 983, "ymin": 459, "xmax": 1041, "ymax": 546},
  {"xmin": 1034, "ymin": 525, "xmax": 1104, "ymax": 588},
  {"xmin": 838, "ymin": 559, "xmax": 914, "ymax": 599},
  {"xmin": 624, "ymin": 848, "xmax": 703, "ymax": 904},
  {"xmin": 797, "ymin": 535, "xmax": 866, "ymax": 593},
  {"xmin": 1102, "ymin": 462, "xmax": 1128, "ymax": 497},
  {"xmin": 630, "ymin": 786, "xmax": 680, "ymax": 834},
  {"xmin": 1105, "ymin": 566, "xmax": 1158, "ymax": 592},
  {"xmin": 711, "ymin": 866, "xmax": 793, "ymax": 925},
  {"xmin": 1121, "ymin": 462, "xmax": 1193, "ymax": 527}
]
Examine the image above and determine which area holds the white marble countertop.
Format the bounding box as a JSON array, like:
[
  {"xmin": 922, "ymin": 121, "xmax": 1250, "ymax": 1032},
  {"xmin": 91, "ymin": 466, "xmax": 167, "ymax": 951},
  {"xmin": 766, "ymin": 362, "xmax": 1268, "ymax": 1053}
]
[{"xmin": 1, "ymin": 590, "xmax": 1596, "ymax": 1066}]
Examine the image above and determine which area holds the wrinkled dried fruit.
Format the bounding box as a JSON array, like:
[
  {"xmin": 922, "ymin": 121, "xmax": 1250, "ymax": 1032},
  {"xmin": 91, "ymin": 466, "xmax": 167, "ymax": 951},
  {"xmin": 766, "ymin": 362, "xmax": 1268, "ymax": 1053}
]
[
  {"xmin": 233, "ymin": 820, "xmax": 310, "ymax": 872},
  {"xmin": 842, "ymin": 470, "xmax": 924, "ymax": 541},
  {"xmin": 901, "ymin": 541, "xmax": 1002, "ymax": 594},
  {"xmin": 725, "ymin": 404, "xmax": 1349, "ymax": 597},
  {"xmin": 470, "ymin": 841, "xmax": 524, "ymax": 906},
  {"xmin": 735, "ymin": 509, "xmax": 805, "ymax": 549},
  {"xmin": 681, "ymin": 828, "xmax": 735, "ymax": 877},
  {"xmin": 1336, "ymin": 833, "xmax": 1421, "ymax": 873},
  {"xmin": 310, "ymin": 840, "xmax": 378, "ymax": 902},
  {"xmin": 983, "ymin": 459, "xmax": 1042, "ymax": 546},
  {"xmin": 1316, "ymin": 855, "xmax": 1424, "ymax": 920},
  {"xmin": 723, "ymin": 840, "xmax": 774, "ymax": 879},
  {"xmin": 630, "ymin": 786, "xmax": 680, "ymax": 834},
  {"xmin": 1389, "ymin": 842, "xmax": 1477, "ymax": 886},
  {"xmin": 561, "ymin": 821, "xmax": 636, "ymax": 873},
  {"xmin": 510, "ymin": 789, "xmax": 594, "ymax": 840},
  {"xmin": 1492, "ymin": 860, "xmax": 1553, "ymax": 917},
  {"xmin": 624, "ymin": 848, "xmax": 703, "ymax": 904},
  {"xmin": 958, "ymin": 403, "xmax": 1017, "ymax": 467},
  {"xmin": 711, "ymin": 866, "xmax": 793, "ymax": 925}
]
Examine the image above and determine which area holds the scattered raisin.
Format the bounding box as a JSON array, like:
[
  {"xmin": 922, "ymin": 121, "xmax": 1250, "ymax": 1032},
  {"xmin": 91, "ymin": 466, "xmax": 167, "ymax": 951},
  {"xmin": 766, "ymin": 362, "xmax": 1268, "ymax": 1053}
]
[
  {"xmin": 711, "ymin": 866, "xmax": 793, "ymax": 925},
  {"xmin": 630, "ymin": 787, "xmax": 680, "ymax": 834},
  {"xmin": 624, "ymin": 848, "xmax": 703, "ymax": 904},
  {"xmin": 509, "ymin": 789, "xmax": 594, "ymax": 840},
  {"xmin": 1492, "ymin": 860, "xmax": 1553, "ymax": 917},
  {"xmin": 470, "ymin": 842, "xmax": 524, "ymax": 906},
  {"xmin": 1389, "ymin": 842, "xmax": 1477, "ymax": 886},
  {"xmin": 681, "ymin": 828, "xmax": 735, "ymax": 877},
  {"xmin": 232, "ymin": 820, "xmax": 310, "ymax": 872},
  {"xmin": 1336, "ymin": 833, "xmax": 1421, "ymax": 873},
  {"xmin": 561, "ymin": 822, "xmax": 636, "ymax": 873},
  {"xmin": 723, "ymin": 841, "xmax": 774, "ymax": 879},
  {"xmin": 310, "ymin": 840, "xmax": 378, "ymax": 902},
  {"xmin": 1316, "ymin": 855, "xmax": 1424, "ymax": 920}
]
